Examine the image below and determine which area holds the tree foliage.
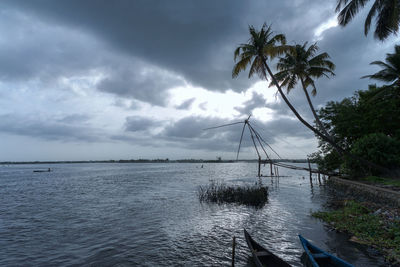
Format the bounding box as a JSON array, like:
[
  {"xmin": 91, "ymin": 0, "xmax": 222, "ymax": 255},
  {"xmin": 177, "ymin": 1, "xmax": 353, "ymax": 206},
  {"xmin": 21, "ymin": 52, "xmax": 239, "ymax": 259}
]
[
  {"xmin": 315, "ymin": 84, "xmax": 400, "ymax": 177},
  {"xmin": 344, "ymin": 133, "xmax": 400, "ymax": 177}
]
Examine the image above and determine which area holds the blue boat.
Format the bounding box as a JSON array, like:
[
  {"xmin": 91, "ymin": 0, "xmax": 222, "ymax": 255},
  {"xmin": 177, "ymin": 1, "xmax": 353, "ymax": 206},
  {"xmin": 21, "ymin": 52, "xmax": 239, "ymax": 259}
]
[{"xmin": 298, "ymin": 235, "xmax": 354, "ymax": 267}]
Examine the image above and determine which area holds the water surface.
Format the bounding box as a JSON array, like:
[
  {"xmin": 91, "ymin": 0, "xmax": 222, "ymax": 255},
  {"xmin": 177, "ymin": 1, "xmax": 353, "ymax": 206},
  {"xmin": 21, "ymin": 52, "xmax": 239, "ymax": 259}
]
[{"xmin": 0, "ymin": 163, "xmax": 386, "ymax": 266}]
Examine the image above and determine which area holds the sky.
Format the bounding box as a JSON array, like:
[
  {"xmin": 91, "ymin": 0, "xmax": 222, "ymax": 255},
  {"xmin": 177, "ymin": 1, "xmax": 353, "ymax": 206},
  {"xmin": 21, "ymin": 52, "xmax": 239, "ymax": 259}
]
[{"xmin": 0, "ymin": 0, "xmax": 398, "ymax": 161}]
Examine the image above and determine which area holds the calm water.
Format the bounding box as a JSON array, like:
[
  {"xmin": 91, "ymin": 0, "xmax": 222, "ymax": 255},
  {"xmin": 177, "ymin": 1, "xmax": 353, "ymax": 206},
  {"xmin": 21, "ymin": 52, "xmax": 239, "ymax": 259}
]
[{"xmin": 0, "ymin": 163, "xmax": 386, "ymax": 266}]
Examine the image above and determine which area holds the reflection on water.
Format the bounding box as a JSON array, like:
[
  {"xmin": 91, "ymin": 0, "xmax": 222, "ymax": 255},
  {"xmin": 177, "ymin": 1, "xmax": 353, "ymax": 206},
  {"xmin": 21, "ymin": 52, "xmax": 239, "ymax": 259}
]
[{"xmin": 0, "ymin": 163, "xmax": 387, "ymax": 266}]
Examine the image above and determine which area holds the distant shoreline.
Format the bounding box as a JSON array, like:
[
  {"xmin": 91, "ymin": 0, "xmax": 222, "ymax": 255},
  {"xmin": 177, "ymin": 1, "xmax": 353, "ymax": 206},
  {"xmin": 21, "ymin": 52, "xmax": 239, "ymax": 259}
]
[{"xmin": 0, "ymin": 159, "xmax": 308, "ymax": 165}]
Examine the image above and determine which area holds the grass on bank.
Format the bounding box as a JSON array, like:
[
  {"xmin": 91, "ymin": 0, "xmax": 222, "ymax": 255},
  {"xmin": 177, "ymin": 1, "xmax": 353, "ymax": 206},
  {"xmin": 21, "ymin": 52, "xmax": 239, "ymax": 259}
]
[
  {"xmin": 197, "ymin": 180, "xmax": 268, "ymax": 207},
  {"xmin": 360, "ymin": 176, "xmax": 400, "ymax": 187},
  {"xmin": 313, "ymin": 200, "xmax": 400, "ymax": 263}
]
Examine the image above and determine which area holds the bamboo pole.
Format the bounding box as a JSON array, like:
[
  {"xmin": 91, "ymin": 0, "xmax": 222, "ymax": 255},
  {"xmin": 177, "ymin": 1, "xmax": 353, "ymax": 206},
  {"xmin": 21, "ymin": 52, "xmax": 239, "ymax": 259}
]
[
  {"xmin": 231, "ymin": 236, "xmax": 236, "ymax": 267},
  {"xmin": 270, "ymin": 162, "xmax": 273, "ymax": 176}
]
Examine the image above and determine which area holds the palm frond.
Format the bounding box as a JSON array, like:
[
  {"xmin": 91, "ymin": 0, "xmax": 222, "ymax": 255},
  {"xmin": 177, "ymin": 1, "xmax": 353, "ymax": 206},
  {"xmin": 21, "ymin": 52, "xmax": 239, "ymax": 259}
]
[
  {"xmin": 305, "ymin": 43, "xmax": 319, "ymax": 58},
  {"xmin": 374, "ymin": 0, "xmax": 399, "ymax": 40},
  {"xmin": 364, "ymin": 0, "xmax": 381, "ymax": 35},
  {"xmin": 232, "ymin": 56, "xmax": 252, "ymax": 78},
  {"xmin": 337, "ymin": 0, "xmax": 370, "ymax": 26}
]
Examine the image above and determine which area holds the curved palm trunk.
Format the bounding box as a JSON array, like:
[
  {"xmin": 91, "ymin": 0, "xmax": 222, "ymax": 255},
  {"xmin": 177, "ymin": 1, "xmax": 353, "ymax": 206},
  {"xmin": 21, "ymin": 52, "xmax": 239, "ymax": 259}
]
[
  {"xmin": 262, "ymin": 60, "xmax": 393, "ymax": 176},
  {"xmin": 262, "ymin": 61, "xmax": 345, "ymax": 153},
  {"xmin": 299, "ymin": 78, "xmax": 336, "ymax": 145}
]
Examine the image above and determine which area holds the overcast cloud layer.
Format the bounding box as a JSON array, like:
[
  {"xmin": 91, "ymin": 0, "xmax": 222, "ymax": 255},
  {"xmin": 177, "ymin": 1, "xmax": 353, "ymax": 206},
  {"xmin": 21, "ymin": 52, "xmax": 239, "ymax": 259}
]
[{"xmin": 0, "ymin": 0, "xmax": 398, "ymax": 161}]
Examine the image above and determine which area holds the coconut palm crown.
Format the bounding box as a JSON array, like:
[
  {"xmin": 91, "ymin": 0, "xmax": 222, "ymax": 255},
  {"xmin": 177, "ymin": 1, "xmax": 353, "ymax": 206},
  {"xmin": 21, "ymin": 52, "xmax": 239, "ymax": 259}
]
[
  {"xmin": 336, "ymin": 0, "xmax": 400, "ymax": 40},
  {"xmin": 362, "ymin": 44, "xmax": 400, "ymax": 87},
  {"xmin": 272, "ymin": 42, "xmax": 335, "ymax": 95},
  {"xmin": 232, "ymin": 23, "xmax": 288, "ymax": 80},
  {"xmin": 232, "ymin": 24, "xmax": 345, "ymax": 154},
  {"xmin": 271, "ymin": 42, "xmax": 336, "ymax": 137}
]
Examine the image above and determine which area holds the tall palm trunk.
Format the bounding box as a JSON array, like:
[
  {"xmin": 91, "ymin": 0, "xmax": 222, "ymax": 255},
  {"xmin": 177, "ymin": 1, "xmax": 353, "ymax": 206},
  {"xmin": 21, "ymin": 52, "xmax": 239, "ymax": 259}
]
[
  {"xmin": 261, "ymin": 59, "xmax": 345, "ymax": 154},
  {"xmin": 299, "ymin": 77, "xmax": 336, "ymax": 145},
  {"xmin": 261, "ymin": 58, "xmax": 393, "ymax": 175}
]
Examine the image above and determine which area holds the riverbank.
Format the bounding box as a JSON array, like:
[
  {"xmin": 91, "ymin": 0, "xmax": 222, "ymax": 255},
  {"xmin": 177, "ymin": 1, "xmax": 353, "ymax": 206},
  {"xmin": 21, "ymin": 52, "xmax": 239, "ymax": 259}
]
[{"xmin": 313, "ymin": 177, "xmax": 400, "ymax": 265}]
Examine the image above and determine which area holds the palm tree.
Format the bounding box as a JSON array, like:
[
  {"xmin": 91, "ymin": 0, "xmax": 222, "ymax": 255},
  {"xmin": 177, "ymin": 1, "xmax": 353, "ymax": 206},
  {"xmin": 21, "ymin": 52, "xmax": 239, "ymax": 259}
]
[
  {"xmin": 336, "ymin": 0, "xmax": 400, "ymax": 40},
  {"xmin": 272, "ymin": 42, "xmax": 335, "ymax": 139},
  {"xmin": 232, "ymin": 24, "xmax": 345, "ymax": 154},
  {"xmin": 362, "ymin": 44, "xmax": 400, "ymax": 87}
]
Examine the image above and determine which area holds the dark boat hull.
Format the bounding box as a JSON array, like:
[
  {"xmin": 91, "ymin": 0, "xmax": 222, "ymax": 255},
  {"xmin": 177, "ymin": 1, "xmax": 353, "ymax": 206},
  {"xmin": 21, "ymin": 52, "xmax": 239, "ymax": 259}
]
[
  {"xmin": 244, "ymin": 229, "xmax": 291, "ymax": 267},
  {"xmin": 298, "ymin": 235, "xmax": 354, "ymax": 267}
]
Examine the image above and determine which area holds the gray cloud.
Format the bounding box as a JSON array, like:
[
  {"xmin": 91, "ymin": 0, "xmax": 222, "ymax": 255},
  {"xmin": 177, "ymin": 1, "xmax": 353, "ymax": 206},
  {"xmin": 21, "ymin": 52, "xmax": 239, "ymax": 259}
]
[
  {"xmin": 234, "ymin": 92, "xmax": 267, "ymax": 116},
  {"xmin": 175, "ymin": 98, "xmax": 195, "ymax": 110},
  {"xmin": 97, "ymin": 64, "xmax": 184, "ymax": 106},
  {"xmin": 157, "ymin": 115, "xmax": 313, "ymax": 154},
  {"xmin": 0, "ymin": 114, "xmax": 101, "ymax": 142},
  {"xmin": 57, "ymin": 114, "xmax": 90, "ymax": 124},
  {"xmin": 124, "ymin": 116, "xmax": 161, "ymax": 132}
]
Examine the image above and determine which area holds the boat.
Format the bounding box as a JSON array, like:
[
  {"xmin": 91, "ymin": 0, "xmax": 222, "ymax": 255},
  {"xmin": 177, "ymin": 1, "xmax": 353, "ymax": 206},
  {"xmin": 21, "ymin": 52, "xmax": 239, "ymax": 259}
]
[
  {"xmin": 244, "ymin": 229, "xmax": 292, "ymax": 267},
  {"xmin": 33, "ymin": 168, "xmax": 51, "ymax": 173},
  {"xmin": 298, "ymin": 235, "xmax": 354, "ymax": 267}
]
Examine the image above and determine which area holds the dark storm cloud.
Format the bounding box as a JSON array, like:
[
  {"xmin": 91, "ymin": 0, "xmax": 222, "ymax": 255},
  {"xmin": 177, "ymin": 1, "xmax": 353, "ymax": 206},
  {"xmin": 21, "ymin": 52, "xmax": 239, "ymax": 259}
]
[
  {"xmin": 97, "ymin": 65, "xmax": 184, "ymax": 106},
  {"xmin": 2, "ymin": 0, "xmax": 339, "ymax": 95},
  {"xmin": 0, "ymin": 114, "xmax": 101, "ymax": 142},
  {"xmin": 0, "ymin": 9, "xmax": 102, "ymax": 82},
  {"xmin": 0, "ymin": 8, "xmax": 183, "ymax": 106}
]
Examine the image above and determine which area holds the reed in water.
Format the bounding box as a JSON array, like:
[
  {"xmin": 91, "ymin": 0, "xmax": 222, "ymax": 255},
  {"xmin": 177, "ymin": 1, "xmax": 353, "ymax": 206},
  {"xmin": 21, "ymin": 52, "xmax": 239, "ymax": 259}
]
[{"xmin": 197, "ymin": 180, "xmax": 268, "ymax": 207}]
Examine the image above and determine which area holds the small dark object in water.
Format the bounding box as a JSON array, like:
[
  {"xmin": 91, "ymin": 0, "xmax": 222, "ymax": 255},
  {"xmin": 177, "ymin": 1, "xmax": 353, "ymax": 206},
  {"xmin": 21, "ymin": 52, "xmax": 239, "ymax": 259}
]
[
  {"xmin": 33, "ymin": 168, "xmax": 51, "ymax": 173},
  {"xmin": 298, "ymin": 235, "xmax": 354, "ymax": 267},
  {"xmin": 244, "ymin": 229, "xmax": 291, "ymax": 267}
]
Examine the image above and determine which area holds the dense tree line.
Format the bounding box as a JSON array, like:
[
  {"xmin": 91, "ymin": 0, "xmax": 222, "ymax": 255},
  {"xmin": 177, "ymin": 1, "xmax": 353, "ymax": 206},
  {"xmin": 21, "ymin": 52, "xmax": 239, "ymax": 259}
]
[{"xmin": 311, "ymin": 84, "xmax": 400, "ymax": 177}]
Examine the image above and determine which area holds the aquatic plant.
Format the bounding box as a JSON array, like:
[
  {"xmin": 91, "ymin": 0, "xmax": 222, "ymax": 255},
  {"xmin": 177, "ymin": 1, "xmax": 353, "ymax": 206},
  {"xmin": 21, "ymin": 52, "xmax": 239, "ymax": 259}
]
[
  {"xmin": 197, "ymin": 180, "xmax": 268, "ymax": 207},
  {"xmin": 313, "ymin": 200, "xmax": 400, "ymax": 264}
]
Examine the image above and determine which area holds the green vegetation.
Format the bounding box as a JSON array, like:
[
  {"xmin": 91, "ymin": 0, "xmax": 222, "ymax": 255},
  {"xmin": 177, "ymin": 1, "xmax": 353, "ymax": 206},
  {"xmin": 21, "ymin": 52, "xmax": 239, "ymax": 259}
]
[
  {"xmin": 361, "ymin": 176, "xmax": 400, "ymax": 187},
  {"xmin": 197, "ymin": 180, "xmax": 268, "ymax": 207},
  {"xmin": 313, "ymin": 200, "xmax": 400, "ymax": 263},
  {"xmin": 312, "ymin": 79, "xmax": 400, "ymax": 178}
]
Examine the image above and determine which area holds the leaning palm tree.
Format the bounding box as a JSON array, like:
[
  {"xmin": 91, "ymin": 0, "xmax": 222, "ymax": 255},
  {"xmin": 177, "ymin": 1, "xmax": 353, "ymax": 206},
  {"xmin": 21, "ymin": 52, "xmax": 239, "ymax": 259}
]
[
  {"xmin": 232, "ymin": 24, "xmax": 345, "ymax": 154},
  {"xmin": 362, "ymin": 44, "xmax": 400, "ymax": 87},
  {"xmin": 336, "ymin": 0, "xmax": 400, "ymax": 40},
  {"xmin": 272, "ymin": 42, "xmax": 335, "ymax": 139}
]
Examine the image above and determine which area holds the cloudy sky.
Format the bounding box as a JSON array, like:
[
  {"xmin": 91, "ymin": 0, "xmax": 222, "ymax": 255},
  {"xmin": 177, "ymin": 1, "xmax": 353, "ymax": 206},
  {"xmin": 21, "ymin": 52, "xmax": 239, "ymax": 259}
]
[{"xmin": 0, "ymin": 0, "xmax": 398, "ymax": 161}]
